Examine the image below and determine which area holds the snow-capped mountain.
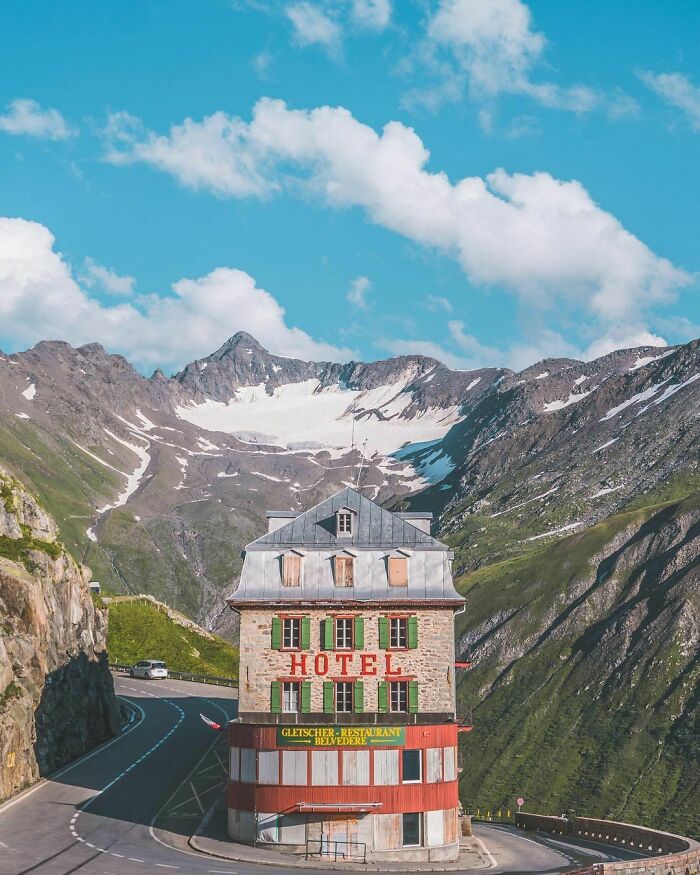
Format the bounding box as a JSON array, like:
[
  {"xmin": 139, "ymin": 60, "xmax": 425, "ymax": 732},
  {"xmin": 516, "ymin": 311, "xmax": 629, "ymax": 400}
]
[{"xmin": 0, "ymin": 332, "xmax": 698, "ymax": 633}]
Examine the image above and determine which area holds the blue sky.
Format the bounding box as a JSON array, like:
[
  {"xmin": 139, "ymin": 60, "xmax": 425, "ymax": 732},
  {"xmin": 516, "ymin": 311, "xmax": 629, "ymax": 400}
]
[{"xmin": 0, "ymin": 0, "xmax": 698, "ymax": 373}]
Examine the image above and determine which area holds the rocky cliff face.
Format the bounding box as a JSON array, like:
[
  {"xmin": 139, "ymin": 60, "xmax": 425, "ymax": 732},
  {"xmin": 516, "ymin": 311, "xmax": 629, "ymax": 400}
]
[{"xmin": 0, "ymin": 467, "xmax": 120, "ymax": 801}]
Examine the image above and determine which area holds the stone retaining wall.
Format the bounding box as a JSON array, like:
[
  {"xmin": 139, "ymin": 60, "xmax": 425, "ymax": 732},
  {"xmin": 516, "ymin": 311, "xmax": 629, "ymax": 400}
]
[{"xmin": 515, "ymin": 813, "xmax": 700, "ymax": 875}]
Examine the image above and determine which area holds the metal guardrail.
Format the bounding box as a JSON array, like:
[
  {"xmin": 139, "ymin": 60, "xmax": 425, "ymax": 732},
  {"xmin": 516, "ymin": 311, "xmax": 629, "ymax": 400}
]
[
  {"xmin": 109, "ymin": 663, "xmax": 237, "ymax": 688},
  {"xmin": 305, "ymin": 838, "xmax": 367, "ymax": 864},
  {"xmin": 466, "ymin": 806, "xmax": 514, "ymax": 823}
]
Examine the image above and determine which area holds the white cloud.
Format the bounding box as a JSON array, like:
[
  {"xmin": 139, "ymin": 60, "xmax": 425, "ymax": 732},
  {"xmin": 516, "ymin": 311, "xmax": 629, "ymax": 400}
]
[
  {"xmin": 103, "ymin": 110, "xmax": 274, "ymax": 199},
  {"xmin": 583, "ymin": 329, "xmax": 667, "ymax": 361},
  {"xmin": 351, "ymin": 0, "xmax": 391, "ymax": 30},
  {"xmin": 428, "ymin": 0, "xmax": 546, "ymax": 97},
  {"xmin": 252, "ymin": 51, "xmax": 273, "ymax": 77},
  {"xmin": 421, "ymin": 0, "xmax": 632, "ymax": 118},
  {"xmin": 347, "ymin": 275, "xmax": 371, "ymax": 309},
  {"xmin": 0, "ymin": 217, "xmax": 354, "ymax": 371},
  {"xmin": 81, "ymin": 257, "xmax": 136, "ymax": 296},
  {"xmin": 0, "ymin": 98, "xmax": 74, "ymax": 140},
  {"xmin": 641, "ymin": 71, "xmax": 700, "ymax": 131},
  {"xmin": 286, "ymin": 3, "xmax": 341, "ymax": 51},
  {"xmin": 104, "ymin": 98, "xmax": 690, "ymax": 334},
  {"xmin": 424, "ymin": 295, "xmax": 453, "ymax": 313}
]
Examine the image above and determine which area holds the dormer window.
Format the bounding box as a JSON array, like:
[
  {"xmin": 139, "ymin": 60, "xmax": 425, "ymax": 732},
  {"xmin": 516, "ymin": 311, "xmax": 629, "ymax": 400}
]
[
  {"xmin": 334, "ymin": 554, "xmax": 354, "ymax": 587},
  {"xmin": 387, "ymin": 554, "xmax": 409, "ymax": 587},
  {"xmin": 335, "ymin": 509, "xmax": 354, "ymax": 537},
  {"xmin": 282, "ymin": 551, "xmax": 303, "ymax": 587}
]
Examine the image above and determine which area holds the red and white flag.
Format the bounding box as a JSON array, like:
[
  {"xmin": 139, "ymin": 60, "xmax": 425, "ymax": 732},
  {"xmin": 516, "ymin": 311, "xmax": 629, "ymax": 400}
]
[{"xmin": 199, "ymin": 713, "xmax": 222, "ymax": 731}]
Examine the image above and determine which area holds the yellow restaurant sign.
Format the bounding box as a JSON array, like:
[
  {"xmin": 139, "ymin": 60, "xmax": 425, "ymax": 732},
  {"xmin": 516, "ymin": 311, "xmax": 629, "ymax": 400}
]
[{"xmin": 276, "ymin": 726, "xmax": 406, "ymax": 747}]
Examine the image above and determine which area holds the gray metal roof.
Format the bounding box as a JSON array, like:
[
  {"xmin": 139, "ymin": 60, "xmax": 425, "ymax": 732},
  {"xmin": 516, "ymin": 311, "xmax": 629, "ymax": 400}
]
[{"xmin": 246, "ymin": 487, "xmax": 447, "ymax": 552}]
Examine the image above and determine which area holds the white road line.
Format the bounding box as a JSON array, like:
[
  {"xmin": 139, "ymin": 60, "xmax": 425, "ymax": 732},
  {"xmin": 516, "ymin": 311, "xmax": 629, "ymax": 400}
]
[{"xmin": 70, "ymin": 692, "xmax": 186, "ymax": 867}]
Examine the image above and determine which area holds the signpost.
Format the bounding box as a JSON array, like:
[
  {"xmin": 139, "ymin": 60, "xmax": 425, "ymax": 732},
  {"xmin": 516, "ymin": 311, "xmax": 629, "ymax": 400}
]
[
  {"xmin": 277, "ymin": 726, "xmax": 406, "ymax": 747},
  {"xmin": 516, "ymin": 797, "xmax": 525, "ymax": 812}
]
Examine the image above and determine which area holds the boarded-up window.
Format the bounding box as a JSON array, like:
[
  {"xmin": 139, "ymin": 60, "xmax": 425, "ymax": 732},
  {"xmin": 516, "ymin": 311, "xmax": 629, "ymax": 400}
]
[
  {"xmin": 311, "ymin": 750, "xmax": 339, "ymax": 785},
  {"xmin": 334, "ymin": 555, "xmax": 354, "ymax": 586},
  {"xmin": 374, "ymin": 749, "xmax": 399, "ymax": 785},
  {"xmin": 342, "ymin": 750, "xmax": 370, "ymax": 785},
  {"xmin": 258, "ymin": 750, "xmax": 279, "ymax": 784},
  {"xmin": 374, "ymin": 813, "xmax": 402, "ymax": 851},
  {"xmin": 388, "ymin": 556, "xmax": 408, "ymax": 587},
  {"xmin": 444, "ymin": 808, "xmax": 458, "ymax": 845},
  {"xmin": 230, "ymin": 746, "xmax": 240, "ymax": 781},
  {"xmin": 257, "ymin": 813, "xmax": 278, "ymax": 843},
  {"xmin": 282, "ymin": 750, "xmax": 307, "ymax": 785},
  {"xmin": 425, "ymin": 810, "xmax": 445, "ymax": 847},
  {"xmin": 443, "ymin": 746, "xmax": 457, "ymax": 782},
  {"xmin": 282, "ymin": 554, "xmax": 301, "ymax": 586},
  {"xmin": 426, "ymin": 748, "xmax": 443, "ymax": 783},
  {"xmin": 240, "ymin": 747, "xmax": 256, "ymax": 783}
]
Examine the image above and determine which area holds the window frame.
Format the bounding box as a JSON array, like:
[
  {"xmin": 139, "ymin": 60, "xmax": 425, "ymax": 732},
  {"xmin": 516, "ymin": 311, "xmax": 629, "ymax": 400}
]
[
  {"xmin": 335, "ymin": 680, "xmax": 354, "ymax": 713},
  {"xmin": 401, "ymin": 748, "xmax": 422, "ymax": 784},
  {"xmin": 334, "ymin": 617, "xmax": 354, "ymax": 650},
  {"xmin": 282, "ymin": 681, "xmax": 301, "ymax": 713},
  {"xmin": 337, "ymin": 511, "xmax": 353, "ymax": 536},
  {"xmin": 389, "ymin": 616, "xmax": 408, "ymax": 650},
  {"xmin": 282, "ymin": 617, "xmax": 301, "ymax": 651},
  {"xmin": 389, "ymin": 680, "xmax": 409, "ymax": 714},
  {"xmin": 402, "ymin": 812, "xmax": 422, "ymax": 848}
]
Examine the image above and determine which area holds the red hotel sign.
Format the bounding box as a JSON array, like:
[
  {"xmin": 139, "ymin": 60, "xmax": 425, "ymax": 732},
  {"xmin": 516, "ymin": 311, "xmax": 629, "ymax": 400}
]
[{"xmin": 288, "ymin": 652, "xmax": 404, "ymax": 677}]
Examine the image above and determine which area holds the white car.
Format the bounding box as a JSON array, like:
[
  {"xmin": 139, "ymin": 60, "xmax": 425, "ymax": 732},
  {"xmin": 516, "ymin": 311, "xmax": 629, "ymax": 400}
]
[{"xmin": 129, "ymin": 660, "xmax": 168, "ymax": 680}]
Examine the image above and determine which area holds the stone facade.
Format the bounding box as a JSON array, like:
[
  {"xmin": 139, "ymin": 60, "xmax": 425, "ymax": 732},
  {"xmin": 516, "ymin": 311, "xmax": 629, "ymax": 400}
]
[{"xmin": 237, "ymin": 607, "xmax": 457, "ymax": 715}]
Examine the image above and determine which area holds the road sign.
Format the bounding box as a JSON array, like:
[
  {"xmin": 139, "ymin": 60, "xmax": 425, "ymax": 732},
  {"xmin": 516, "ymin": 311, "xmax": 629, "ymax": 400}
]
[{"xmin": 516, "ymin": 797, "xmax": 525, "ymax": 810}]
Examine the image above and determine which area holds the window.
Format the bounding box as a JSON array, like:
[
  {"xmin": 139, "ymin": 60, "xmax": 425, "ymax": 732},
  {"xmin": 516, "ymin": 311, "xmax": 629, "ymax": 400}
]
[
  {"xmin": 282, "ymin": 553, "xmax": 301, "ymax": 586},
  {"xmin": 390, "ymin": 617, "xmax": 407, "ymax": 649},
  {"xmin": 390, "ymin": 681, "xmax": 408, "ymax": 713},
  {"xmin": 402, "ymin": 749, "xmax": 422, "ymax": 783},
  {"xmin": 335, "ymin": 618, "xmax": 353, "ymax": 650},
  {"xmin": 335, "ymin": 681, "xmax": 353, "ymax": 713},
  {"xmin": 283, "ymin": 618, "xmax": 300, "ymax": 649},
  {"xmin": 388, "ymin": 556, "xmax": 408, "ymax": 587},
  {"xmin": 402, "ymin": 813, "xmax": 422, "ymax": 847},
  {"xmin": 337, "ymin": 512, "xmax": 353, "ymax": 536},
  {"xmin": 283, "ymin": 682, "xmax": 300, "ymax": 713},
  {"xmin": 334, "ymin": 555, "xmax": 354, "ymax": 587}
]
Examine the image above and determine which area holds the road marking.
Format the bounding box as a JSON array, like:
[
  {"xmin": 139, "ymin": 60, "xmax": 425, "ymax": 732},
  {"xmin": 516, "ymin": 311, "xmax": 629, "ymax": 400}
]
[
  {"xmin": 155, "ymin": 864, "xmax": 179, "ymax": 869},
  {"xmin": 69, "ymin": 691, "xmax": 185, "ymax": 869},
  {"xmin": 0, "ymin": 695, "xmax": 145, "ymax": 817}
]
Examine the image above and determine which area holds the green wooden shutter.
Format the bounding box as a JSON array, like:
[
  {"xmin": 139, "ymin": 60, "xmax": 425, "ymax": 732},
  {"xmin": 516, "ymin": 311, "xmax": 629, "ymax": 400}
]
[
  {"xmin": 353, "ymin": 681, "xmax": 364, "ymax": 713},
  {"xmin": 301, "ymin": 681, "xmax": 312, "ymax": 713},
  {"xmin": 408, "ymin": 681, "xmax": 419, "ymax": 713},
  {"xmin": 378, "ymin": 681, "xmax": 388, "ymax": 713},
  {"xmin": 301, "ymin": 616, "xmax": 311, "ymax": 650},
  {"xmin": 407, "ymin": 616, "xmax": 418, "ymax": 649},
  {"xmin": 378, "ymin": 617, "xmax": 389, "ymax": 649},
  {"xmin": 323, "ymin": 618, "xmax": 334, "ymax": 650},
  {"xmin": 354, "ymin": 616, "xmax": 364, "ymax": 650},
  {"xmin": 323, "ymin": 681, "xmax": 334, "ymax": 713},
  {"xmin": 271, "ymin": 616, "xmax": 282, "ymax": 650},
  {"xmin": 270, "ymin": 681, "xmax": 282, "ymax": 713}
]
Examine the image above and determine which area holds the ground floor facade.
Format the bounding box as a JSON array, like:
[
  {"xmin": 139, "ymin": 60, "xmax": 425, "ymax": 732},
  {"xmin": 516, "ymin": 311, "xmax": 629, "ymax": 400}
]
[{"xmin": 228, "ymin": 722, "xmax": 461, "ymax": 862}]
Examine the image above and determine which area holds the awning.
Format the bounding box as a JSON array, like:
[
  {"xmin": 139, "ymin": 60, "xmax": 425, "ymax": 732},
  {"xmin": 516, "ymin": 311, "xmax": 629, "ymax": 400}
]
[{"xmin": 295, "ymin": 802, "xmax": 383, "ymax": 814}]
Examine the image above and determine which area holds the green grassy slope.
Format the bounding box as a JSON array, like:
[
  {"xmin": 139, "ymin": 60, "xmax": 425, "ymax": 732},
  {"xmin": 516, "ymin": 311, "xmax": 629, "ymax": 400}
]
[
  {"xmin": 455, "ymin": 488, "xmax": 700, "ymax": 838},
  {"xmin": 106, "ymin": 598, "xmax": 239, "ymax": 679}
]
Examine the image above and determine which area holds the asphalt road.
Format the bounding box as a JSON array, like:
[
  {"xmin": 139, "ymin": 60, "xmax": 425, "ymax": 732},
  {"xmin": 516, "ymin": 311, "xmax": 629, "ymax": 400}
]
[{"xmin": 0, "ymin": 677, "xmax": 646, "ymax": 875}]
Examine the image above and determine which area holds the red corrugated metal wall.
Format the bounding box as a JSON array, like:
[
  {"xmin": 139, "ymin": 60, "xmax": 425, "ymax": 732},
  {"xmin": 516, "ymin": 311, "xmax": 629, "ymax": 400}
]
[{"xmin": 228, "ymin": 722, "xmax": 459, "ymax": 815}]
